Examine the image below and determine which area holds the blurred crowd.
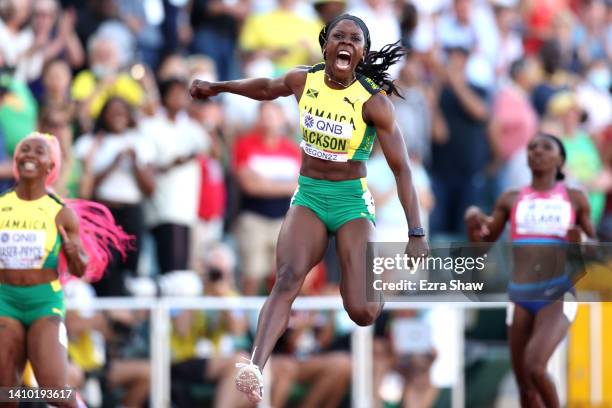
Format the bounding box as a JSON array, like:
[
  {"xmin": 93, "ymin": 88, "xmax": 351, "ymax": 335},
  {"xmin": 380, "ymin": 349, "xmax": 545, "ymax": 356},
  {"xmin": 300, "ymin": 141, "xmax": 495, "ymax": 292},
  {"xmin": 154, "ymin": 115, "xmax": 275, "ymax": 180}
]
[{"xmin": 0, "ymin": 0, "xmax": 609, "ymax": 406}]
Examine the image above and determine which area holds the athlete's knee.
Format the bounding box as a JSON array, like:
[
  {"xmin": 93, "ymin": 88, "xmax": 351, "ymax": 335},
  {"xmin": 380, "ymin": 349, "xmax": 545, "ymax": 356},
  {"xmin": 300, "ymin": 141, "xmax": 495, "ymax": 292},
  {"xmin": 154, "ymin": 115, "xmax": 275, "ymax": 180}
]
[
  {"xmin": 346, "ymin": 305, "xmax": 380, "ymax": 327},
  {"xmin": 524, "ymin": 347, "xmax": 548, "ymax": 383},
  {"xmin": 526, "ymin": 362, "xmax": 549, "ymax": 385},
  {"xmin": 272, "ymin": 264, "xmax": 304, "ymax": 296}
]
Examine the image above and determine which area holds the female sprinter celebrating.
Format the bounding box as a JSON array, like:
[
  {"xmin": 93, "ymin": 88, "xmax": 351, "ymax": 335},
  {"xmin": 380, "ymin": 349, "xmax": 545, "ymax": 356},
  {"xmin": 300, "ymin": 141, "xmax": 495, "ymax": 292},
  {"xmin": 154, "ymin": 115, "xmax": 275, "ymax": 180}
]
[
  {"xmin": 191, "ymin": 14, "xmax": 428, "ymax": 402},
  {"xmin": 465, "ymin": 134, "xmax": 595, "ymax": 408},
  {"xmin": 0, "ymin": 132, "xmax": 131, "ymax": 408}
]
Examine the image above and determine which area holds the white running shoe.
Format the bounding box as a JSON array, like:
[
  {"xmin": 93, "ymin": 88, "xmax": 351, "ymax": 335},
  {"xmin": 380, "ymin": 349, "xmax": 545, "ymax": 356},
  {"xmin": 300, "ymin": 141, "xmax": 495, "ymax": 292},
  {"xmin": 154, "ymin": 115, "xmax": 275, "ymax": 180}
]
[{"xmin": 235, "ymin": 348, "xmax": 264, "ymax": 403}]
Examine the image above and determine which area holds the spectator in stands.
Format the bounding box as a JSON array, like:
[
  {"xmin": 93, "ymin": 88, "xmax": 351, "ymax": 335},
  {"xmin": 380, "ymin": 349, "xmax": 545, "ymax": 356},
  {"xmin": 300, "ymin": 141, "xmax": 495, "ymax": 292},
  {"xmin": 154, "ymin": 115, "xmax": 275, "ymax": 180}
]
[
  {"xmin": 91, "ymin": 3, "xmax": 136, "ymax": 69},
  {"xmin": 492, "ymin": 2, "xmax": 523, "ymax": 80},
  {"xmin": 73, "ymin": 0, "xmax": 115, "ymax": 48},
  {"xmin": 348, "ymin": 0, "xmax": 401, "ymax": 53},
  {"xmin": 270, "ymin": 309, "xmax": 352, "ymax": 407},
  {"xmin": 547, "ymin": 91, "xmax": 607, "ymax": 225},
  {"xmin": 16, "ymin": 0, "xmax": 84, "ymax": 98},
  {"xmin": 0, "ymin": 67, "xmax": 38, "ymax": 157},
  {"xmin": 188, "ymin": 54, "xmax": 218, "ymax": 84},
  {"xmin": 170, "ymin": 243, "xmax": 250, "ymax": 408},
  {"xmin": 530, "ymin": 39, "xmax": 574, "ymax": 117},
  {"xmin": 572, "ymin": 0, "xmax": 610, "ymax": 69},
  {"xmin": 369, "ymin": 142, "xmax": 433, "ymax": 242},
  {"xmin": 239, "ymin": 0, "xmax": 320, "ymax": 75},
  {"xmin": 157, "ymin": 52, "xmax": 190, "ymax": 81},
  {"xmin": 75, "ymin": 97, "xmax": 156, "ymax": 296},
  {"xmin": 232, "ymin": 101, "xmax": 300, "ymax": 295},
  {"xmin": 370, "ymin": 55, "xmax": 435, "ymax": 240},
  {"xmin": 104, "ymin": 309, "xmax": 152, "ymax": 408},
  {"xmin": 141, "ymin": 77, "xmax": 209, "ymax": 276},
  {"xmin": 189, "ymin": 97, "xmax": 227, "ymax": 273},
  {"xmin": 429, "ymin": 46, "xmax": 490, "ymax": 238},
  {"xmin": 576, "ymin": 59, "xmax": 612, "ymax": 137},
  {"xmin": 313, "ymin": 0, "xmax": 346, "ymax": 26},
  {"xmin": 552, "ymin": 10, "xmax": 582, "ymax": 73},
  {"xmin": 71, "ymin": 35, "xmax": 144, "ymax": 127},
  {"xmin": 374, "ymin": 310, "xmax": 438, "ymax": 408},
  {"xmin": 190, "ymin": 0, "xmax": 249, "ymax": 81},
  {"xmin": 0, "ymin": 72, "xmax": 13, "ymax": 191},
  {"xmin": 64, "ymin": 278, "xmax": 108, "ymax": 405},
  {"xmin": 521, "ymin": 0, "xmax": 568, "ymax": 55},
  {"xmin": 0, "ymin": 0, "xmax": 32, "ymax": 68},
  {"xmin": 116, "ymin": 0, "xmax": 164, "ymax": 71},
  {"xmin": 65, "ymin": 279, "xmax": 151, "ymax": 408},
  {"xmin": 38, "ymin": 104, "xmax": 80, "ymax": 197},
  {"xmin": 392, "ymin": 55, "xmax": 433, "ymax": 166},
  {"xmin": 40, "ymin": 59, "xmax": 74, "ymax": 110},
  {"xmin": 490, "ymin": 57, "xmax": 539, "ymax": 190},
  {"xmin": 434, "ymin": 0, "xmax": 478, "ymax": 53}
]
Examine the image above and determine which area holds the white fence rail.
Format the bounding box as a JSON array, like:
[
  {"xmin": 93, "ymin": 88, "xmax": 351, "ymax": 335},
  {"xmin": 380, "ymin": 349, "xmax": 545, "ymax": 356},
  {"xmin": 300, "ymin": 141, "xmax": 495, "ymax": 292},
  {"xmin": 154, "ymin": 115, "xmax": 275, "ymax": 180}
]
[{"xmin": 65, "ymin": 297, "xmax": 557, "ymax": 408}]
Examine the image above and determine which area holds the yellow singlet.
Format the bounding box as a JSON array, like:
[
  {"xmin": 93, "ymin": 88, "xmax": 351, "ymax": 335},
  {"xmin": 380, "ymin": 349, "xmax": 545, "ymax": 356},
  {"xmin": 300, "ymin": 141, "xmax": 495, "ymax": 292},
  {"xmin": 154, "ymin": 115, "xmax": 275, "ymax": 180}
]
[
  {"xmin": 0, "ymin": 190, "xmax": 64, "ymax": 269},
  {"xmin": 298, "ymin": 63, "xmax": 382, "ymax": 162}
]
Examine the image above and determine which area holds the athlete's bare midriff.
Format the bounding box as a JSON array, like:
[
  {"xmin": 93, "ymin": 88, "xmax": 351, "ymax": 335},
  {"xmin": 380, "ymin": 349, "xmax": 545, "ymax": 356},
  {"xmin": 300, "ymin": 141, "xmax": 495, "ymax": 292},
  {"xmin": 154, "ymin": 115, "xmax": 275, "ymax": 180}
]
[
  {"xmin": 0, "ymin": 268, "xmax": 59, "ymax": 286},
  {"xmin": 299, "ymin": 153, "xmax": 367, "ymax": 181}
]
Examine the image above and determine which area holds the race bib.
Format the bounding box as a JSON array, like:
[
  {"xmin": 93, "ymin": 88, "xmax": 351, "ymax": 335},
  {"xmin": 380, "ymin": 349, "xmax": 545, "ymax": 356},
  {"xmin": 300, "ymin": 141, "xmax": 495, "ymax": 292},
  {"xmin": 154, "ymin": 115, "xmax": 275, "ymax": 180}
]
[
  {"xmin": 300, "ymin": 112, "xmax": 352, "ymax": 162},
  {"xmin": 515, "ymin": 197, "xmax": 572, "ymax": 237},
  {"xmin": 0, "ymin": 230, "xmax": 46, "ymax": 269}
]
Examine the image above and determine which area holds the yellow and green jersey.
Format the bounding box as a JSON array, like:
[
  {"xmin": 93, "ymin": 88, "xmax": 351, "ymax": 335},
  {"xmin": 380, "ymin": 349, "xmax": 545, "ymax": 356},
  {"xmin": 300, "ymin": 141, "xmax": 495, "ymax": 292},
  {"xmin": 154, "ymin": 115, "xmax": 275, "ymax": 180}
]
[
  {"xmin": 0, "ymin": 190, "xmax": 64, "ymax": 270},
  {"xmin": 298, "ymin": 63, "xmax": 382, "ymax": 162}
]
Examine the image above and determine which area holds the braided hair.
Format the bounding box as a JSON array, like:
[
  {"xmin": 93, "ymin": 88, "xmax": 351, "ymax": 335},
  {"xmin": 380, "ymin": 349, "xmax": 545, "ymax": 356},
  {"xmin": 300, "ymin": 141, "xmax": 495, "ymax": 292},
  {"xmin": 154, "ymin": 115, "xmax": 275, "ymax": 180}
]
[
  {"xmin": 540, "ymin": 133, "xmax": 567, "ymax": 181},
  {"xmin": 318, "ymin": 14, "xmax": 405, "ymax": 97}
]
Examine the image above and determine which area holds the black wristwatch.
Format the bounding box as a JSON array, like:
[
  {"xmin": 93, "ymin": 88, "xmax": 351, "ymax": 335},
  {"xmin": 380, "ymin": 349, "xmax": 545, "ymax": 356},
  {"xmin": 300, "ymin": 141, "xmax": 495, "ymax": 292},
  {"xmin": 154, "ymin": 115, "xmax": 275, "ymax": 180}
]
[{"xmin": 408, "ymin": 227, "xmax": 425, "ymax": 237}]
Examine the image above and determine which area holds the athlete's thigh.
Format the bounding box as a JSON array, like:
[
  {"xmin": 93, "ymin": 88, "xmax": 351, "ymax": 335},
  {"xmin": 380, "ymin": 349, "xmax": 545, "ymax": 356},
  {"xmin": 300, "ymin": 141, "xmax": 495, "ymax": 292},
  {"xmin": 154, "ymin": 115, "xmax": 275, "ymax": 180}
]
[
  {"xmin": 276, "ymin": 206, "xmax": 329, "ymax": 277},
  {"xmin": 0, "ymin": 317, "xmax": 27, "ymax": 387},
  {"xmin": 508, "ymin": 305, "xmax": 535, "ymax": 386},
  {"xmin": 527, "ymin": 302, "xmax": 570, "ymax": 364},
  {"xmin": 335, "ymin": 218, "xmax": 376, "ymax": 304},
  {"xmin": 27, "ymin": 316, "xmax": 69, "ymax": 388}
]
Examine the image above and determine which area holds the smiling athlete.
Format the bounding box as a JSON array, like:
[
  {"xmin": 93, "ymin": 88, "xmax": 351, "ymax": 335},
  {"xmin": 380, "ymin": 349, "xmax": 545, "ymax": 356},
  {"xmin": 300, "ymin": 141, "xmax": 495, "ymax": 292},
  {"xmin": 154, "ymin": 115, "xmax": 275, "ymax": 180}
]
[
  {"xmin": 191, "ymin": 14, "xmax": 428, "ymax": 403},
  {"xmin": 0, "ymin": 132, "xmax": 131, "ymax": 408}
]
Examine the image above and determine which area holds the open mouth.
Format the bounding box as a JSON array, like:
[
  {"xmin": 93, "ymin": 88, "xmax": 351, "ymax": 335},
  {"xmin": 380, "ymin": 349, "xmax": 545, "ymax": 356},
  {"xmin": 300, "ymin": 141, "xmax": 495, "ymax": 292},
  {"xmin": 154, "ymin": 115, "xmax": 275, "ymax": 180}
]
[
  {"xmin": 335, "ymin": 50, "xmax": 352, "ymax": 70},
  {"xmin": 20, "ymin": 161, "xmax": 38, "ymax": 172}
]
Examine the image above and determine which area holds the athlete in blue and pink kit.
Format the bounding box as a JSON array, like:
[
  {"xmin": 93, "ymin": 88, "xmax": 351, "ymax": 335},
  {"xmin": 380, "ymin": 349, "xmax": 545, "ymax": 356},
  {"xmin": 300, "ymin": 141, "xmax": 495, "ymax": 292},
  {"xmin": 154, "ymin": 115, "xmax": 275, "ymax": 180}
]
[{"xmin": 465, "ymin": 133, "xmax": 595, "ymax": 408}]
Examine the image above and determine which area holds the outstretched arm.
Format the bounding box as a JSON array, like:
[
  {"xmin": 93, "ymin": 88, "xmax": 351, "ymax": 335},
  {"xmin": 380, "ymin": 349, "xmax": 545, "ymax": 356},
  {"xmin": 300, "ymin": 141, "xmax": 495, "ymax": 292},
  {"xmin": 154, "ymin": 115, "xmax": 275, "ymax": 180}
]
[
  {"xmin": 190, "ymin": 67, "xmax": 307, "ymax": 101},
  {"xmin": 365, "ymin": 93, "xmax": 428, "ymax": 255},
  {"xmin": 465, "ymin": 190, "xmax": 516, "ymax": 243}
]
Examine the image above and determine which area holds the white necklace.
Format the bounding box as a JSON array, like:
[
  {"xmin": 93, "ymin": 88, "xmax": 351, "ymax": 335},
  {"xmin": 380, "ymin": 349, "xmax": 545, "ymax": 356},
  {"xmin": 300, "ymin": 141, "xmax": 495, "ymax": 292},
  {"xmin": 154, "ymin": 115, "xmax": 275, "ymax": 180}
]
[{"xmin": 325, "ymin": 72, "xmax": 356, "ymax": 89}]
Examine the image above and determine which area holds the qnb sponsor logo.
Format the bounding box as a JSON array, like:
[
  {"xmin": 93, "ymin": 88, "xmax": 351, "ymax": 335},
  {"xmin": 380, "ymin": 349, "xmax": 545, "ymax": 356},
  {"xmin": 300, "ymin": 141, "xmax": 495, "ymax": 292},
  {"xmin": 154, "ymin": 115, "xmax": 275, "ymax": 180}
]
[{"xmin": 302, "ymin": 113, "xmax": 351, "ymax": 139}]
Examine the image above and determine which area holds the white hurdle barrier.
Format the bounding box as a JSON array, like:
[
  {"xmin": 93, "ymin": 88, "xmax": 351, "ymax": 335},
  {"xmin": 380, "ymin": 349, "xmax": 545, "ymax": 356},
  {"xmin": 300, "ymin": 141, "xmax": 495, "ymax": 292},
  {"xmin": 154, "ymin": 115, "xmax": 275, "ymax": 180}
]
[{"xmin": 66, "ymin": 297, "xmax": 569, "ymax": 408}]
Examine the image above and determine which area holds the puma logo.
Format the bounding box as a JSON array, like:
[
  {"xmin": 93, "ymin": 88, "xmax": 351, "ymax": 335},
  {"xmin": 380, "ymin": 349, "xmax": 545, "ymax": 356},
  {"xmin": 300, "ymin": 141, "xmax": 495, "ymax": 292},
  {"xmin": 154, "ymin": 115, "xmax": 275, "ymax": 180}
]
[{"xmin": 343, "ymin": 96, "xmax": 356, "ymax": 110}]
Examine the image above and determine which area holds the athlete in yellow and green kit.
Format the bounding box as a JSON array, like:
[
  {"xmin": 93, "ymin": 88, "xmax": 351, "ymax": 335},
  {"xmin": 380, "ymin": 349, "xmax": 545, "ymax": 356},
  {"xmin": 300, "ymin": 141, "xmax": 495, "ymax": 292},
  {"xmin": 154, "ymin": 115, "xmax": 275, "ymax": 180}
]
[
  {"xmin": 0, "ymin": 133, "xmax": 131, "ymax": 408},
  {"xmin": 0, "ymin": 189, "xmax": 66, "ymax": 324},
  {"xmin": 191, "ymin": 13, "xmax": 429, "ymax": 403}
]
